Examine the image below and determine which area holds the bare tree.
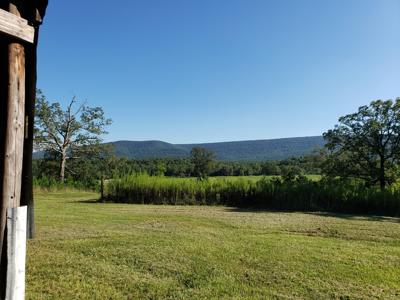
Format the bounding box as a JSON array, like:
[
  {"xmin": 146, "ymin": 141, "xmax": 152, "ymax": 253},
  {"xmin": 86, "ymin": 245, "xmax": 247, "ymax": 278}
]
[{"xmin": 34, "ymin": 91, "xmax": 112, "ymax": 182}]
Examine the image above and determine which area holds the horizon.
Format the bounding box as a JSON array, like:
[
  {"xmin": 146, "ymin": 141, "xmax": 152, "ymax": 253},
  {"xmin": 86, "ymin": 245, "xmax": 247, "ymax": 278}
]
[{"xmin": 37, "ymin": 0, "xmax": 400, "ymax": 144}]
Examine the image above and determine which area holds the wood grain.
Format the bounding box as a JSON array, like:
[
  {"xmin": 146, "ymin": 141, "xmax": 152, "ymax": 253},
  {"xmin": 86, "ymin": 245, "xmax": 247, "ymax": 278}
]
[
  {"xmin": 0, "ymin": 9, "xmax": 34, "ymax": 43},
  {"xmin": 2, "ymin": 41, "xmax": 25, "ymax": 210}
]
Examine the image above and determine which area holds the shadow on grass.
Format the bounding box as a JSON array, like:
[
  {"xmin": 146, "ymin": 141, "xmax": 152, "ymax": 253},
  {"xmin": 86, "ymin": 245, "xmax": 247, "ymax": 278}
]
[
  {"xmin": 73, "ymin": 199, "xmax": 102, "ymax": 204},
  {"xmin": 70, "ymin": 199, "xmax": 400, "ymax": 224},
  {"xmin": 304, "ymin": 211, "xmax": 400, "ymax": 223},
  {"xmin": 225, "ymin": 207, "xmax": 400, "ymax": 223}
]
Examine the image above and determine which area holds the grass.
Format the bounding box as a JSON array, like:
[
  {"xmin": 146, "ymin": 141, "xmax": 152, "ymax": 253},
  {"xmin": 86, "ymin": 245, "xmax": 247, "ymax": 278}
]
[
  {"xmin": 27, "ymin": 191, "xmax": 400, "ymax": 299},
  {"xmin": 105, "ymin": 174, "xmax": 400, "ymax": 216}
]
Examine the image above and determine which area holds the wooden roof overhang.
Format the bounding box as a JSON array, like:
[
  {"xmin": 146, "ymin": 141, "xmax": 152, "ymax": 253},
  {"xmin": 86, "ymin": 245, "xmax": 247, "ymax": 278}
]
[{"xmin": 0, "ymin": 0, "xmax": 48, "ymax": 43}]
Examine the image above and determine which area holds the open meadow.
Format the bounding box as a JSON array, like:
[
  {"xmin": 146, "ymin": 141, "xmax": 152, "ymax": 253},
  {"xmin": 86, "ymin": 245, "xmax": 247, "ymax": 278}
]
[{"xmin": 26, "ymin": 191, "xmax": 400, "ymax": 299}]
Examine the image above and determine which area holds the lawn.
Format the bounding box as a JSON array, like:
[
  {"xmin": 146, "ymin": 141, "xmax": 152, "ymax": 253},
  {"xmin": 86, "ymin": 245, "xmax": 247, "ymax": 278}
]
[{"xmin": 27, "ymin": 191, "xmax": 400, "ymax": 299}]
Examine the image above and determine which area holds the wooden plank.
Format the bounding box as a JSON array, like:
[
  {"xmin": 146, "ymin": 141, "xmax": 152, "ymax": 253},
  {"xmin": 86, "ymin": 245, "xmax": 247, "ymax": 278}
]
[
  {"xmin": 0, "ymin": 9, "xmax": 34, "ymax": 43},
  {"xmin": 6, "ymin": 206, "xmax": 27, "ymax": 300}
]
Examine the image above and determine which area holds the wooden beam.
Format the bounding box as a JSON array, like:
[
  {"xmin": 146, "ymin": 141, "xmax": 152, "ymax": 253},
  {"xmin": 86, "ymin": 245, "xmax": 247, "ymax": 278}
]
[{"xmin": 0, "ymin": 9, "xmax": 34, "ymax": 44}]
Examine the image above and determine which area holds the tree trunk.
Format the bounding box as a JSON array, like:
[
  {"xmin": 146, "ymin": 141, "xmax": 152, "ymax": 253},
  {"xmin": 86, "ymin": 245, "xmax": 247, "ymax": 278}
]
[
  {"xmin": 379, "ymin": 156, "xmax": 385, "ymax": 191},
  {"xmin": 100, "ymin": 175, "xmax": 104, "ymax": 201},
  {"xmin": 60, "ymin": 152, "xmax": 66, "ymax": 183}
]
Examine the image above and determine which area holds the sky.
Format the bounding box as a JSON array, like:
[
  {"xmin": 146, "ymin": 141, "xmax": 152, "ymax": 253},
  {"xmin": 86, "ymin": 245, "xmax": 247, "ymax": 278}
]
[{"xmin": 37, "ymin": 0, "xmax": 400, "ymax": 144}]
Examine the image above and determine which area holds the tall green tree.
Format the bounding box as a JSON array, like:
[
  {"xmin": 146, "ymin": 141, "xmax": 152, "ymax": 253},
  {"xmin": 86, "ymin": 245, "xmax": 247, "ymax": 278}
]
[
  {"xmin": 190, "ymin": 147, "xmax": 215, "ymax": 179},
  {"xmin": 34, "ymin": 91, "xmax": 112, "ymax": 182},
  {"xmin": 323, "ymin": 99, "xmax": 400, "ymax": 190}
]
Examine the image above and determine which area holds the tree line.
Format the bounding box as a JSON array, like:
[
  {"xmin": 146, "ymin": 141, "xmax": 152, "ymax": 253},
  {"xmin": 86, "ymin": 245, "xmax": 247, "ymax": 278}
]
[
  {"xmin": 34, "ymin": 91, "xmax": 400, "ymax": 194},
  {"xmin": 33, "ymin": 152, "xmax": 323, "ymax": 187}
]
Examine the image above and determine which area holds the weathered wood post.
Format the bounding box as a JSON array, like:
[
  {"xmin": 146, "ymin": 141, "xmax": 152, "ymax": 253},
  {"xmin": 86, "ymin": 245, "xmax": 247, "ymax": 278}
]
[
  {"xmin": 3, "ymin": 1, "xmax": 26, "ymax": 211},
  {"xmin": 0, "ymin": 18, "xmax": 8, "ymax": 300},
  {"xmin": 1, "ymin": 4, "xmax": 29, "ymax": 297},
  {"xmin": 21, "ymin": 0, "xmax": 48, "ymax": 240},
  {"xmin": 0, "ymin": 1, "xmax": 48, "ymax": 298}
]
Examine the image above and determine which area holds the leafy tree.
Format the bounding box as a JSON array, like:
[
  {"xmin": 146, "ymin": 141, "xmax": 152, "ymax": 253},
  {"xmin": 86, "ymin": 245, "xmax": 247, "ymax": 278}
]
[
  {"xmin": 34, "ymin": 91, "xmax": 112, "ymax": 182},
  {"xmin": 281, "ymin": 165, "xmax": 303, "ymax": 182},
  {"xmin": 190, "ymin": 147, "xmax": 215, "ymax": 179},
  {"xmin": 323, "ymin": 99, "xmax": 400, "ymax": 190},
  {"xmin": 261, "ymin": 161, "xmax": 281, "ymax": 175},
  {"xmin": 149, "ymin": 160, "xmax": 167, "ymax": 176},
  {"xmin": 211, "ymin": 163, "xmax": 234, "ymax": 176}
]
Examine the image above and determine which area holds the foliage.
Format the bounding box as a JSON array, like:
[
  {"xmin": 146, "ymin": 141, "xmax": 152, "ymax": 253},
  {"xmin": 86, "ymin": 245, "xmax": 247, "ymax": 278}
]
[
  {"xmin": 190, "ymin": 147, "xmax": 215, "ymax": 179},
  {"xmin": 105, "ymin": 174, "xmax": 400, "ymax": 216},
  {"xmin": 34, "ymin": 90, "xmax": 112, "ymax": 182},
  {"xmin": 48, "ymin": 154, "xmax": 320, "ymax": 179},
  {"xmin": 33, "ymin": 149, "xmax": 112, "ymax": 190},
  {"xmin": 281, "ymin": 165, "xmax": 303, "ymax": 182},
  {"xmin": 323, "ymin": 99, "xmax": 400, "ymax": 190}
]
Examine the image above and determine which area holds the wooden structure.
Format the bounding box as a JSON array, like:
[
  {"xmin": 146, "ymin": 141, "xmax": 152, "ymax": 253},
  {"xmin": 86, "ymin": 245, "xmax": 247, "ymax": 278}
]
[{"xmin": 0, "ymin": 0, "xmax": 48, "ymax": 298}]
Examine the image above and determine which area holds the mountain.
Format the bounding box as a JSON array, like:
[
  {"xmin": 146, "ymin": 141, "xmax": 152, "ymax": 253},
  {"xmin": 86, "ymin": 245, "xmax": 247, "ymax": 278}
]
[
  {"xmin": 111, "ymin": 136, "xmax": 325, "ymax": 161},
  {"xmin": 110, "ymin": 141, "xmax": 189, "ymax": 159}
]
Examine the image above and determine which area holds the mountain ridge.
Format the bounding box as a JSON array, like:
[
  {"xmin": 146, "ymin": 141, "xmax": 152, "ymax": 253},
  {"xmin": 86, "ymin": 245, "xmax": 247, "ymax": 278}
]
[{"xmin": 110, "ymin": 136, "xmax": 325, "ymax": 161}]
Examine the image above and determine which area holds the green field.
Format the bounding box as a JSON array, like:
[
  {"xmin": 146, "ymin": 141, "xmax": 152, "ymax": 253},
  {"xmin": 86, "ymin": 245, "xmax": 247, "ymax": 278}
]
[{"xmin": 27, "ymin": 191, "xmax": 400, "ymax": 299}]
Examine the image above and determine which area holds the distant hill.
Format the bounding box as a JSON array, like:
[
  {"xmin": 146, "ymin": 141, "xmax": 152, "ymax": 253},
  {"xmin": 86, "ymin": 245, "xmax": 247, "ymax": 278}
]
[{"xmin": 111, "ymin": 136, "xmax": 325, "ymax": 161}]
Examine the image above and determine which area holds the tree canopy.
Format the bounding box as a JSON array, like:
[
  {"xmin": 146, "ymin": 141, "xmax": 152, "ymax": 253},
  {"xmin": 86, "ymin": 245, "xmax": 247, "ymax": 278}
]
[
  {"xmin": 34, "ymin": 91, "xmax": 112, "ymax": 182},
  {"xmin": 190, "ymin": 147, "xmax": 215, "ymax": 179},
  {"xmin": 323, "ymin": 99, "xmax": 400, "ymax": 190}
]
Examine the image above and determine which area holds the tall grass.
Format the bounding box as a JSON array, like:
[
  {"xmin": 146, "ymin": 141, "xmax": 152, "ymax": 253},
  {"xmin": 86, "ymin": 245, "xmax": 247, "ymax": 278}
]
[
  {"xmin": 106, "ymin": 174, "xmax": 400, "ymax": 216},
  {"xmin": 33, "ymin": 176, "xmax": 98, "ymax": 192}
]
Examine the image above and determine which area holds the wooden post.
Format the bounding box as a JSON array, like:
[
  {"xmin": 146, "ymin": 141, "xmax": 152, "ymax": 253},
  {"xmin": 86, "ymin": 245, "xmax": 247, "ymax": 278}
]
[
  {"xmin": 1, "ymin": 3, "xmax": 27, "ymax": 298},
  {"xmin": 0, "ymin": 1, "xmax": 48, "ymax": 297},
  {"xmin": 3, "ymin": 3, "xmax": 26, "ymax": 210},
  {"xmin": 20, "ymin": 27, "xmax": 39, "ymax": 240},
  {"xmin": 0, "ymin": 34, "xmax": 25, "ymax": 296},
  {"xmin": 0, "ymin": 22, "xmax": 9, "ymax": 298},
  {"xmin": 21, "ymin": 0, "xmax": 48, "ymax": 239},
  {"xmin": 6, "ymin": 206, "xmax": 27, "ymax": 300}
]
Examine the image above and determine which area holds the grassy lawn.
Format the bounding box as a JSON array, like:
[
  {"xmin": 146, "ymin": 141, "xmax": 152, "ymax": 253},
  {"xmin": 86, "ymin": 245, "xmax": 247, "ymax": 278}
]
[{"xmin": 27, "ymin": 191, "xmax": 400, "ymax": 299}]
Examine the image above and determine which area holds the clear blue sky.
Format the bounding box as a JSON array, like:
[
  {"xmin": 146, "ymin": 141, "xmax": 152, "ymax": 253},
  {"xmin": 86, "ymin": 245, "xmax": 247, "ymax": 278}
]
[{"xmin": 37, "ymin": 0, "xmax": 400, "ymax": 144}]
